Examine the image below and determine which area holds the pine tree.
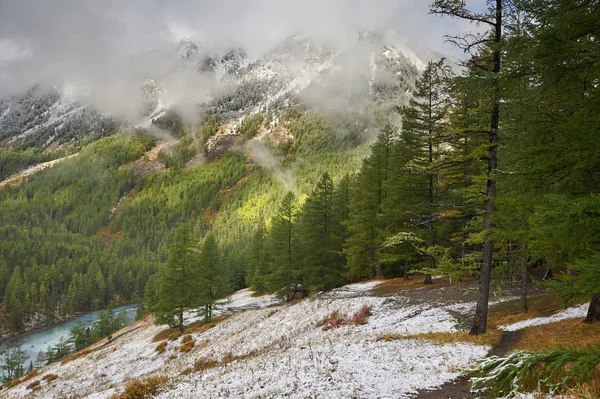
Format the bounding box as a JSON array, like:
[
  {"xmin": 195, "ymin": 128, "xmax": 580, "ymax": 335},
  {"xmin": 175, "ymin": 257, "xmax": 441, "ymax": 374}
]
[
  {"xmin": 431, "ymin": 0, "xmax": 507, "ymax": 335},
  {"xmin": 0, "ymin": 344, "xmax": 27, "ymax": 382},
  {"xmin": 247, "ymin": 215, "xmax": 267, "ymax": 291},
  {"xmin": 153, "ymin": 225, "xmax": 197, "ymax": 332},
  {"xmin": 299, "ymin": 172, "xmax": 346, "ymax": 291},
  {"xmin": 396, "ymin": 59, "xmax": 452, "ymax": 284},
  {"xmin": 265, "ymin": 191, "xmax": 299, "ymax": 301},
  {"xmin": 344, "ymin": 125, "xmax": 396, "ymax": 280},
  {"xmin": 197, "ymin": 233, "xmax": 227, "ymax": 320}
]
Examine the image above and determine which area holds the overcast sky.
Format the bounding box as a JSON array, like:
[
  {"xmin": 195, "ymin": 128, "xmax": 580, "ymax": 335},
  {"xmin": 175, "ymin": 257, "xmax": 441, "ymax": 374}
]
[{"xmin": 0, "ymin": 0, "xmax": 488, "ymax": 99}]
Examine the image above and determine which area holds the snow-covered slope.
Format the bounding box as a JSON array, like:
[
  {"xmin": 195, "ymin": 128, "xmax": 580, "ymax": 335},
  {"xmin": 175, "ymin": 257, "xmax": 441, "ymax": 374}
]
[{"xmin": 3, "ymin": 282, "xmax": 490, "ymax": 399}]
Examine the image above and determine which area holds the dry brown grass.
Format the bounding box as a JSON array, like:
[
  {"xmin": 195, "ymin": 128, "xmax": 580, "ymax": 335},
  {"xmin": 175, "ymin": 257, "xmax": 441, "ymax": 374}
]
[
  {"xmin": 380, "ymin": 330, "xmax": 503, "ymax": 347},
  {"xmin": 487, "ymin": 293, "xmax": 570, "ymax": 328},
  {"xmin": 26, "ymin": 380, "xmax": 40, "ymax": 390},
  {"xmin": 110, "ymin": 376, "xmax": 168, "ymax": 399},
  {"xmin": 42, "ymin": 374, "xmax": 58, "ymax": 383},
  {"xmin": 167, "ymin": 331, "xmax": 182, "ymax": 341},
  {"xmin": 372, "ymin": 275, "xmax": 467, "ymax": 296},
  {"xmin": 514, "ymin": 317, "xmax": 600, "ymax": 352},
  {"xmin": 155, "ymin": 341, "xmax": 167, "ymax": 354},
  {"xmin": 183, "ymin": 316, "xmax": 228, "ymax": 334},
  {"xmin": 250, "ymin": 291, "xmax": 265, "ymax": 298},
  {"xmin": 61, "ymin": 348, "xmax": 93, "ymax": 365},
  {"xmin": 21, "ymin": 369, "xmax": 41, "ymax": 383},
  {"xmin": 179, "ymin": 336, "xmax": 195, "ymax": 352}
]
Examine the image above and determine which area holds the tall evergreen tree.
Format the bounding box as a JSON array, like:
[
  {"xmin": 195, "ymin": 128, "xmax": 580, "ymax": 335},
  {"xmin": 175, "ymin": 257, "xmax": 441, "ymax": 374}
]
[
  {"xmin": 344, "ymin": 125, "xmax": 396, "ymax": 280},
  {"xmin": 198, "ymin": 233, "xmax": 227, "ymax": 320},
  {"xmin": 300, "ymin": 172, "xmax": 346, "ymax": 291},
  {"xmin": 431, "ymin": 0, "xmax": 506, "ymax": 335},
  {"xmin": 265, "ymin": 191, "xmax": 299, "ymax": 301},
  {"xmin": 153, "ymin": 225, "xmax": 197, "ymax": 332}
]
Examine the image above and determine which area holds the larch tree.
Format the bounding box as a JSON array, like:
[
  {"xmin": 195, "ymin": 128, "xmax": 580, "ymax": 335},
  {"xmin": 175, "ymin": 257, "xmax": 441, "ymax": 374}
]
[
  {"xmin": 300, "ymin": 172, "xmax": 346, "ymax": 291},
  {"xmin": 397, "ymin": 59, "xmax": 452, "ymax": 284},
  {"xmin": 265, "ymin": 191, "xmax": 299, "ymax": 301},
  {"xmin": 431, "ymin": 0, "xmax": 506, "ymax": 335},
  {"xmin": 198, "ymin": 233, "xmax": 228, "ymax": 320},
  {"xmin": 153, "ymin": 225, "xmax": 197, "ymax": 332}
]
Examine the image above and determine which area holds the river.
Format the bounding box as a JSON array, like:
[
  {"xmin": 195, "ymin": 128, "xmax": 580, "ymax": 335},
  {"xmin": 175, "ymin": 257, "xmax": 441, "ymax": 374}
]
[{"xmin": 0, "ymin": 304, "xmax": 137, "ymax": 372}]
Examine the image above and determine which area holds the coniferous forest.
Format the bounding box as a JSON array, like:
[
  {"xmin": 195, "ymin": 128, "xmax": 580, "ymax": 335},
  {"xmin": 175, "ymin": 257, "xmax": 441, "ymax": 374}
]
[{"xmin": 0, "ymin": 0, "xmax": 599, "ymax": 396}]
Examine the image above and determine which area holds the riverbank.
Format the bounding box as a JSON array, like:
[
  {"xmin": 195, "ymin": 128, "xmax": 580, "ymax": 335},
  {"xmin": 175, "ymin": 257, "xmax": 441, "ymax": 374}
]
[
  {"xmin": 0, "ymin": 303, "xmax": 138, "ymax": 342},
  {"xmin": 0, "ymin": 305, "xmax": 137, "ymax": 375}
]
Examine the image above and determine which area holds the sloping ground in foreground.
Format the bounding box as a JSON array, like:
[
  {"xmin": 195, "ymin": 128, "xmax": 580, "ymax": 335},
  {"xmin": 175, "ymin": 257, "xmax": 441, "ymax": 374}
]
[{"xmin": 4, "ymin": 281, "xmax": 505, "ymax": 399}]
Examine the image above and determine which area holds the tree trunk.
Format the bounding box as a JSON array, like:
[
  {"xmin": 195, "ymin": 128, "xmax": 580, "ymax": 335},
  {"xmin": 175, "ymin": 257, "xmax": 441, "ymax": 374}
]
[
  {"xmin": 403, "ymin": 257, "xmax": 409, "ymax": 281},
  {"xmin": 423, "ymin": 274, "xmax": 433, "ymax": 284},
  {"xmin": 583, "ymin": 294, "xmax": 600, "ymax": 324},
  {"xmin": 179, "ymin": 309, "xmax": 184, "ymax": 333},
  {"xmin": 521, "ymin": 246, "xmax": 528, "ymax": 313},
  {"xmin": 469, "ymin": 0, "xmax": 502, "ymax": 337}
]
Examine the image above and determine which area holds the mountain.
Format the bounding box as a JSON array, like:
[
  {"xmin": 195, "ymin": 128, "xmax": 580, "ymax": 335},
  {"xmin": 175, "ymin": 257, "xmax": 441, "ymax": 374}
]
[{"xmin": 0, "ymin": 31, "xmax": 439, "ymax": 149}]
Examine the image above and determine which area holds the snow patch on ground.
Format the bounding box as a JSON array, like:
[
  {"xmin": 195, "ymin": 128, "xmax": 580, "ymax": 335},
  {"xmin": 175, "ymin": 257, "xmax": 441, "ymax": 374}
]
[
  {"xmin": 499, "ymin": 303, "xmax": 590, "ymax": 331},
  {"xmin": 3, "ymin": 283, "xmax": 494, "ymax": 399}
]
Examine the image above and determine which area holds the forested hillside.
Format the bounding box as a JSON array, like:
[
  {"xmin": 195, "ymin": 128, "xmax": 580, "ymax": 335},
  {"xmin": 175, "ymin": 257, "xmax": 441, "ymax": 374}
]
[{"xmin": 0, "ymin": 0, "xmax": 599, "ymax": 396}]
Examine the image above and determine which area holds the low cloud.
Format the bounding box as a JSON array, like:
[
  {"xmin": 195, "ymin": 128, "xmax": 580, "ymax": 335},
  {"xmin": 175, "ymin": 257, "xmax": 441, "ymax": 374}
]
[{"xmin": 0, "ymin": 0, "xmax": 486, "ymax": 120}]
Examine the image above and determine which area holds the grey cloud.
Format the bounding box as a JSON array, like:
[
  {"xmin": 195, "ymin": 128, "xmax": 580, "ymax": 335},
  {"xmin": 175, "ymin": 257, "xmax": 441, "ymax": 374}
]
[{"xmin": 0, "ymin": 0, "xmax": 486, "ymax": 117}]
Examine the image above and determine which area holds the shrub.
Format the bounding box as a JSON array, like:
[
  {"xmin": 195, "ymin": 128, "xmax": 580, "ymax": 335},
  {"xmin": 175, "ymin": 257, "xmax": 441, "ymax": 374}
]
[
  {"xmin": 470, "ymin": 345, "xmax": 600, "ymax": 397},
  {"xmin": 351, "ymin": 305, "xmax": 373, "ymax": 325},
  {"xmin": 111, "ymin": 376, "xmax": 167, "ymax": 399},
  {"xmin": 21, "ymin": 369, "xmax": 41, "ymax": 383},
  {"xmin": 317, "ymin": 310, "xmax": 348, "ymax": 331},
  {"xmin": 26, "ymin": 380, "xmax": 40, "ymax": 390}
]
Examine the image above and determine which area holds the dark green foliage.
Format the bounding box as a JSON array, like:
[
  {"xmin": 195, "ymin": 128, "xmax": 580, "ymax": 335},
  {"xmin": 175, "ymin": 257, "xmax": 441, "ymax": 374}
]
[
  {"xmin": 197, "ymin": 233, "xmax": 228, "ymax": 320},
  {"xmin": 70, "ymin": 308, "xmax": 128, "ymax": 351},
  {"xmin": 471, "ymin": 346, "xmax": 600, "ymax": 396},
  {"xmin": 264, "ymin": 192, "xmax": 299, "ymax": 300},
  {"xmin": 0, "ymin": 345, "xmax": 27, "ymax": 382},
  {"xmin": 0, "ymin": 147, "xmax": 61, "ymax": 180},
  {"xmin": 0, "ymin": 133, "xmax": 155, "ymax": 331},
  {"xmin": 152, "ymin": 110, "xmax": 185, "ymax": 138},
  {"xmin": 153, "ymin": 225, "xmax": 198, "ymax": 331},
  {"xmin": 238, "ymin": 114, "xmax": 264, "ymax": 139},
  {"xmin": 299, "ymin": 173, "xmax": 347, "ymax": 291}
]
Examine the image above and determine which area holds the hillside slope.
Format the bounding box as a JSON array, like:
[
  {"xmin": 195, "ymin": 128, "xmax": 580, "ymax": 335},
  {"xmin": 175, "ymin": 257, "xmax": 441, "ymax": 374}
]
[{"xmin": 3, "ymin": 280, "xmax": 490, "ymax": 399}]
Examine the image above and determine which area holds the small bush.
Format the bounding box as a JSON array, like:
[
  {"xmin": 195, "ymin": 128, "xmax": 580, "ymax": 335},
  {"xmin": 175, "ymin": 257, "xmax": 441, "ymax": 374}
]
[
  {"xmin": 181, "ymin": 334, "xmax": 193, "ymax": 343},
  {"xmin": 317, "ymin": 310, "xmax": 348, "ymax": 331},
  {"xmin": 21, "ymin": 369, "xmax": 41, "ymax": 383},
  {"xmin": 111, "ymin": 376, "xmax": 167, "ymax": 399},
  {"xmin": 155, "ymin": 341, "xmax": 167, "ymax": 354},
  {"xmin": 351, "ymin": 305, "xmax": 373, "ymax": 325},
  {"xmin": 42, "ymin": 374, "xmax": 59, "ymax": 383},
  {"xmin": 26, "ymin": 380, "xmax": 40, "ymax": 390}
]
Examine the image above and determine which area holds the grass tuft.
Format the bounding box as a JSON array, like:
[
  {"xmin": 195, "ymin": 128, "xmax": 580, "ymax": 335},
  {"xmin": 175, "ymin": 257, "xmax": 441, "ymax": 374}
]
[
  {"xmin": 61, "ymin": 348, "xmax": 93, "ymax": 365},
  {"xmin": 155, "ymin": 341, "xmax": 167, "ymax": 354},
  {"xmin": 110, "ymin": 376, "xmax": 167, "ymax": 399}
]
